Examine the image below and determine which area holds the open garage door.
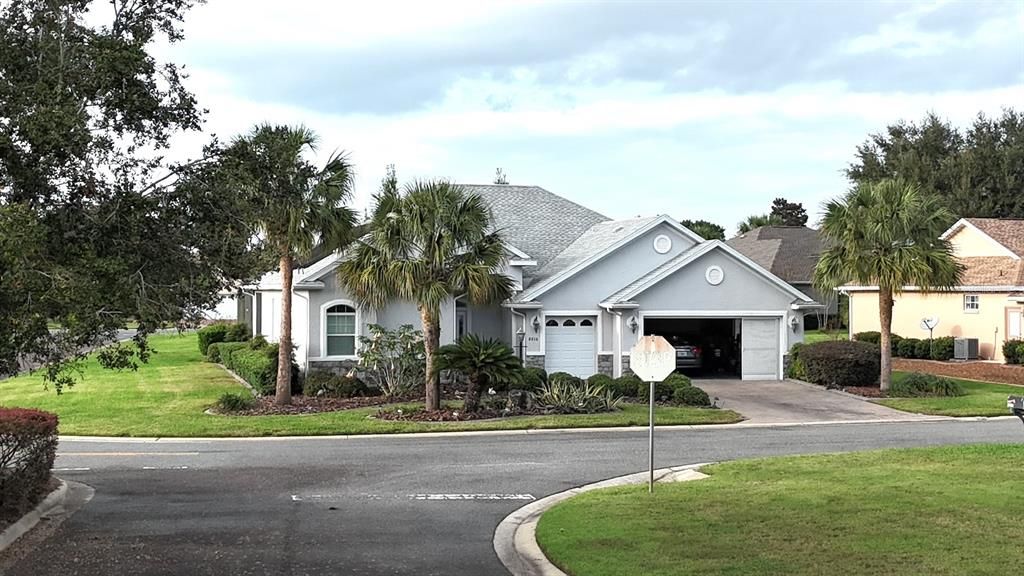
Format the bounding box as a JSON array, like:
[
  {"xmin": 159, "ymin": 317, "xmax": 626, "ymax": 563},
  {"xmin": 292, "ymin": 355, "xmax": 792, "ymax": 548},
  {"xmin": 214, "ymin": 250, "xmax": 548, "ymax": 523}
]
[
  {"xmin": 544, "ymin": 316, "xmax": 596, "ymax": 378},
  {"xmin": 741, "ymin": 317, "xmax": 780, "ymax": 380}
]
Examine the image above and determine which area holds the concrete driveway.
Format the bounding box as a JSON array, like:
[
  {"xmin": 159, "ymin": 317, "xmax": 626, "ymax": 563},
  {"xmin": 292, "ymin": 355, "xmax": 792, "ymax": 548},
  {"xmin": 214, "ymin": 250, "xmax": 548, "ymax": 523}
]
[{"xmin": 696, "ymin": 379, "xmax": 936, "ymax": 424}]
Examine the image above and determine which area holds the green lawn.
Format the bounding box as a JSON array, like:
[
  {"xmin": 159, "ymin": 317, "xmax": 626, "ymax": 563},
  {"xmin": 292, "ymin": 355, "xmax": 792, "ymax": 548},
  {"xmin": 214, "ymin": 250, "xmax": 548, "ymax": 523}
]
[
  {"xmin": 0, "ymin": 334, "xmax": 740, "ymax": 437},
  {"xmin": 803, "ymin": 329, "xmax": 846, "ymax": 344},
  {"xmin": 874, "ymin": 371, "xmax": 1023, "ymax": 417},
  {"xmin": 537, "ymin": 444, "xmax": 1024, "ymax": 576}
]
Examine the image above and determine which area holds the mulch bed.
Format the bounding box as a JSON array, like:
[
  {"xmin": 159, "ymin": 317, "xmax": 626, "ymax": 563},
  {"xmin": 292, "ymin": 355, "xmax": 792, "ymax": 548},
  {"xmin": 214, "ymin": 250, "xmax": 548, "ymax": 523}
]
[
  {"xmin": 216, "ymin": 394, "xmax": 413, "ymax": 416},
  {"xmin": 0, "ymin": 477, "xmax": 60, "ymax": 533},
  {"xmin": 375, "ymin": 406, "xmax": 539, "ymax": 422},
  {"xmin": 893, "ymin": 359, "xmax": 1024, "ymax": 387},
  {"xmin": 843, "ymin": 386, "xmax": 885, "ymax": 398}
]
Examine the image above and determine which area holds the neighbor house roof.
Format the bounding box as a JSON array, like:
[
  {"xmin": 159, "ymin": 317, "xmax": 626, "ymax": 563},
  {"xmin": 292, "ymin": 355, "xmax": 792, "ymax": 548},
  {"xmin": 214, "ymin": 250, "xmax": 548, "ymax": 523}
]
[
  {"xmin": 726, "ymin": 226, "xmax": 823, "ymax": 284},
  {"xmin": 460, "ymin": 184, "xmax": 609, "ymax": 273}
]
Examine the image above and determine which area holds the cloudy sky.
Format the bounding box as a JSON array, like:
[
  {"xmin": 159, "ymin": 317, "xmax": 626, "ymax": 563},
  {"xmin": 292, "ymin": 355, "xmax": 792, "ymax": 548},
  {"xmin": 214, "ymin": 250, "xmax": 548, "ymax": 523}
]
[{"xmin": 158, "ymin": 0, "xmax": 1023, "ymax": 234}]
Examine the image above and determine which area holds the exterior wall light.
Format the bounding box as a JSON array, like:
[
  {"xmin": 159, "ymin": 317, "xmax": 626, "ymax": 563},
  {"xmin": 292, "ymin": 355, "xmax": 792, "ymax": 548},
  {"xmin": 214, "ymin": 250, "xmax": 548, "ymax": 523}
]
[
  {"xmin": 790, "ymin": 315, "xmax": 800, "ymax": 333},
  {"xmin": 532, "ymin": 315, "xmax": 541, "ymax": 332},
  {"xmin": 628, "ymin": 315, "xmax": 639, "ymax": 333}
]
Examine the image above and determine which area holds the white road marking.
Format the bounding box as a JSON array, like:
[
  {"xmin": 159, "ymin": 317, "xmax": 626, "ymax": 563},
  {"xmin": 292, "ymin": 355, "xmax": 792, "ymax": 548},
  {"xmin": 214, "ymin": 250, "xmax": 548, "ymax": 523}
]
[
  {"xmin": 410, "ymin": 494, "xmax": 536, "ymax": 501},
  {"xmin": 141, "ymin": 466, "xmax": 190, "ymax": 470},
  {"xmin": 291, "ymin": 495, "xmax": 302, "ymax": 502},
  {"xmin": 59, "ymin": 451, "xmax": 200, "ymax": 457},
  {"xmin": 54, "ymin": 467, "xmax": 91, "ymax": 472}
]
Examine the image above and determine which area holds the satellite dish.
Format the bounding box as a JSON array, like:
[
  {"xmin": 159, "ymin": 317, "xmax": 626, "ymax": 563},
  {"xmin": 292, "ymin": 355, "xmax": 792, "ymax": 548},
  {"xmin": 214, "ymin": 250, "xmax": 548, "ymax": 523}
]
[{"xmin": 920, "ymin": 317, "xmax": 940, "ymax": 331}]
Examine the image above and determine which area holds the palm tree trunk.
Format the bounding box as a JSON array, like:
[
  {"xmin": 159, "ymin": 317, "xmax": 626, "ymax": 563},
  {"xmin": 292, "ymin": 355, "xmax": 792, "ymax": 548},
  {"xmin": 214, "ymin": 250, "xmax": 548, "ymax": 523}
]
[
  {"xmin": 463, "ymin": 374, "xmax": 484, "ymax": 414},
  {"xmin": 420, "ymin": 306, "xmax": 441, "ymax": 411},
  {"xmin": 276, "ymin": 253, "xmax": 293, "ymax": 406},
  {"xmin": 878, "ymin": 287, "xmax": 894, "ymax": 391}
]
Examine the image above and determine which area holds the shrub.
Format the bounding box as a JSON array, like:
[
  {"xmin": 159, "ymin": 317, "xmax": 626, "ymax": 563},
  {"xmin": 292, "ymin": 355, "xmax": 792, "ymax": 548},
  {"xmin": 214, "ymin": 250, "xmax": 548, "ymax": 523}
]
[
  {"xmin": 896, "ymin": 337, "xmax": 920, "ymax": 359},
  {"xmin": 207, "ymin": 341, "xmax": 248, "ymax": 363},
  {"xmin": 664, "ymin": 373, "xmax": 691, "ymax": 388},
  {"xmin": 638, "ymin": 379, "xmax": 675, "ymax": 402},
  {"xmin": 225, "ymin": 323, "xmax": 251, "ymax": 342},
  {"xmin": 267, "ymin": 343, "xmax": 302, "ymax": 396},
  {"xmin": 548, "ymin": 372, "xmax": 581, "ymax": 386},
  {"xmin": 786, "ymin": 342, "xmax": 807, "ymax": 379},
  {"xmin": 215, "ymin": 392, "xmax": 256, "ymax": 412},
  {"xmin": 800, "ymin": 340, "xmax": 880, "ymax": 389},
  {"xmin": 1004, "ymin": 339, "xmax": 1024, "ymax": 364},
  {"xmin": 889, "ymin": 334, "xmax": 903, "ymax": 355},
  {"xmin": 224, "ymin": 347, "xmax": 276, "ymax": 395},
  {"xmin": 358, "ymin": 324, "xmax": 425, "ymax": 399},
  {"xmin": 533, "ymin": 380, "xmax": 622, "ymax": 414},
  {"xmin": 248, "ymin": 334, "xmax": 268, "ymax": 349},
  {"xmin": 914, "ymin": 339, "xmax": 931, "ymax": 360},
  {"xmin": 852, "ymin": 331, "xmax": 881, "ymax": 345},
  {"xmin": 672, "ymin": 385, "xmax": 711, "ymax": 407},
  {"xmin": 890, "ymin": 373, "xmax": 965, "ymax": 397},
  {"xmin": 930, "ymin": 336, "xmax": 955, "ymax": 361},
  {"xmin": 512, "ymin": 367, "xmax": 546, "ymax": 391},
  {"xmin": 0, "ymin": 408, "xmax": 58, "ymax": 520},
  {"xmin": 609, "ymin": 374, "xmax": 643, "ymax": 397},
  {"xmin": 587, "ymin": 374, "xmax": 614, "ymax": 389},
  {"xmin": 302, "ymin": 371, "xmax": 368, "ymax": 398},
  {"xmin": 197, "ymin": 323, "xmax": 230, "ymax": 355}
]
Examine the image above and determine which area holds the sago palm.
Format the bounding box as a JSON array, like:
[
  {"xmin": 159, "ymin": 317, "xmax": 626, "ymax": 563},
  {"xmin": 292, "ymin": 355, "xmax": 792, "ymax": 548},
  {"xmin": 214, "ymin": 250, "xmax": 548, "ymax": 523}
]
[
  {"xmin": 435, "ymin": 335, "xmax": 523, "ymax": 413},
  {"xmin": 227, "ymin": 124, "xmax": 357, "ymax": 405},
  {"xmin": 814, "ymin": 179, "xmax": 961, "ymax": 390},
  {"xmin": 338, "ymin": 179, "xmax": 514, "ymax": 411}
]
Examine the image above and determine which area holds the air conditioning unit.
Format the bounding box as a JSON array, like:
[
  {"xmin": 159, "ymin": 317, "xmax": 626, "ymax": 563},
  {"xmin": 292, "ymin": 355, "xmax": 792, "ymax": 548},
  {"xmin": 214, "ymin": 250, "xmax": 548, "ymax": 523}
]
[{"xmin": 953, "ymin": 338, "xmax": 979, "ymax": 360}]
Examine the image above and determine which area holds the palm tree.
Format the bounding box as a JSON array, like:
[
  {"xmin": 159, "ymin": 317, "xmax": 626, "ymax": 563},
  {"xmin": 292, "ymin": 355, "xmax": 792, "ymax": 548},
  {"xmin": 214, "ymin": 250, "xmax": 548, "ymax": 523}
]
[
  {"xmin": 338, "ymin": 179, "xmax": 514, "ymax": 411},
  {"xmin": 813, "ymin": 179, "xmax": 961, "ymax": 390},
  {"xmin": 436, "ymin": 335, "xmax": 523, "ymax": 413},
  {"xmin": 227, "ymin": 125, "xmax": 357, "ymax": 405},
  {"xmin": 736, "ymin": 213, "xmax": 781, "ymax": 234}
]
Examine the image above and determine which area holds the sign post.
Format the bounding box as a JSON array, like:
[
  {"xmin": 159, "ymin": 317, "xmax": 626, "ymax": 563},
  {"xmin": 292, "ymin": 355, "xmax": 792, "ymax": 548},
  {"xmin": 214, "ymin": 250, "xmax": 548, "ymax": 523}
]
[{"xmin": 629, "ymin": 335, "xmax": 676, "ymax": 493}]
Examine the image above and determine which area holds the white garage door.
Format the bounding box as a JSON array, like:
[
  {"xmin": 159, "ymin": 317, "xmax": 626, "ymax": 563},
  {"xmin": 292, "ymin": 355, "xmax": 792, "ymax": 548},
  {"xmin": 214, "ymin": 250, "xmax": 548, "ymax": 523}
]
[
  {"xmin": 544, "ymin": 316, "xmax": 597, "ymax": 378},
  {"xmin": 741, "ymin": 317, "xmax": 780, "ymax": 380}
]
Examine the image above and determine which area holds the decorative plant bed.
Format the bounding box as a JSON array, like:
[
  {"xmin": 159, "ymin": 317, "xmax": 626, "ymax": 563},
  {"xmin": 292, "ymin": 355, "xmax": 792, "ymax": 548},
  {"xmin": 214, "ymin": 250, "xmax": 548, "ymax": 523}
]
[
  {"xmin": 375, "ymin": 406, "xmax": 540, "ymax": 422},
  {"xmin": 209, "ymin": 395, "xmax": 412, "ymax": 416},
  {"xmin": 843, "ymin": 386, "xmax": 885, "ymax": 398}
]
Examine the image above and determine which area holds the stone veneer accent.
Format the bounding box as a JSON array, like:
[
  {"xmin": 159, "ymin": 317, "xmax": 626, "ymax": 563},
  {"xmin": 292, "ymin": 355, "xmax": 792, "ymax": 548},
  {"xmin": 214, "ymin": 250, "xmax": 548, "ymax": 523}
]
[
  {"xmin": 597, "ymin": 354, "xmax": 613, "ymax": 376},
  {"xmin": 620, "ymin": 355, "xmax": 633, "ymax": 377},
  {"xmin": 525, "ymin": 355, "xmax": 545, "ymax": 370},
  {"xmin": 782, "ymin": 354, "xmax": 791, "ymax": 378},
  {"xmin": 307, "ymin": 359, "xmax": 359, "ymax": 375}
]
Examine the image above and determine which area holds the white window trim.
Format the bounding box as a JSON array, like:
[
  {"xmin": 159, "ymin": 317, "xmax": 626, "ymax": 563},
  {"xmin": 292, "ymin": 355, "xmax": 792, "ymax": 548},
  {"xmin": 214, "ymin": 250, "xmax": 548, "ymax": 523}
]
[
  {"xmin": 963, "ymin": 294, "xmax": 981, "ymax": 314},
  {"xmin": 320, "ymin": 299, "xmax": 360, "ymax": 360}
]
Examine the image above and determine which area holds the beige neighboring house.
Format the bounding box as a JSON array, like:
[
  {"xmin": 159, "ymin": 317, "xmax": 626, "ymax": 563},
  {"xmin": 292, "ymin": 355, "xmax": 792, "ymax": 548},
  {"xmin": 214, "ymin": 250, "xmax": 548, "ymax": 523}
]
[{"xmin": 844, "ymin": 218, "xmax": 1024, "ymax": 361}]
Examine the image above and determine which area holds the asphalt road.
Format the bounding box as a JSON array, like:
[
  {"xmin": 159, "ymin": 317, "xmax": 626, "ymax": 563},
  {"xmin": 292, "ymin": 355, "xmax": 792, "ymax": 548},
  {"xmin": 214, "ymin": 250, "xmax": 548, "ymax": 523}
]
[{"xmin": 4, "ymin": 419, "xmax": 1022, "ymax": 576}]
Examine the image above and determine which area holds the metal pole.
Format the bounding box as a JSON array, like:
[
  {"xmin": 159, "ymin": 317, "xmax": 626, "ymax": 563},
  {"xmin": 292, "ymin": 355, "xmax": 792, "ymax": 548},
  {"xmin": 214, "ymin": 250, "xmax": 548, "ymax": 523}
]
[{"xmin": 648, "ymin": 380, "xmax": 655, "ymax": 494}]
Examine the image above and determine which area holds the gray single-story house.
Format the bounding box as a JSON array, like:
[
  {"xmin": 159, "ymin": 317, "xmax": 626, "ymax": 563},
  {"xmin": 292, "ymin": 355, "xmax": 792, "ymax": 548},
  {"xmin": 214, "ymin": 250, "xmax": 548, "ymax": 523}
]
[{"xmin": 239, "ymin": 185, "xmax": 818, "ymax": 380}]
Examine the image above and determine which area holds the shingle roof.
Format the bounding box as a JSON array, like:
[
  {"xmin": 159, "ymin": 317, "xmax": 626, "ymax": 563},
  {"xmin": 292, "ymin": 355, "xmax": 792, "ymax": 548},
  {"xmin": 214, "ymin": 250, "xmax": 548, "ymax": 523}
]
[
  {"xmin": 521, "ymin": 216, "xmax": 660, "ymax": 294},
  {"xmin": 460, "ymin": 185, "xmax": 609, "ymax": 274},
  {"xmin": 963, "ymin": 218, "xmax": 1024, "ymax": 257},
  {"xmin": 959, "ymin": 256, "xmax": 1024, "ymax": 286},
  {"xmin": 726, "ymin": 226, "xmax": 823, "ymax": 284}
]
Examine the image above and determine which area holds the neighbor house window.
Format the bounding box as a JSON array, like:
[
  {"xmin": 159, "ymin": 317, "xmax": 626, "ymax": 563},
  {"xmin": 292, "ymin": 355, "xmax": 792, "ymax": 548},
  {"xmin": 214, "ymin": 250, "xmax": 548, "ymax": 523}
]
[
  {"xmin": 325, "ymin": 304, "xmax": 356, "ymax": 356},
  {"xmin": 963, "ymin": 294, "xmax": 980, "ymax": 313}
]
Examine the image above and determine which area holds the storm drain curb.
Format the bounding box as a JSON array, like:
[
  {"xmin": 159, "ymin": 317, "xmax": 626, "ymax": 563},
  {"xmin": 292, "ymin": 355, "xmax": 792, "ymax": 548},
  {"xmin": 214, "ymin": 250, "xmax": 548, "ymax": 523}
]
[{"xmin": 493, "ymin": 463, "xmax": 712, "ymax": 576}]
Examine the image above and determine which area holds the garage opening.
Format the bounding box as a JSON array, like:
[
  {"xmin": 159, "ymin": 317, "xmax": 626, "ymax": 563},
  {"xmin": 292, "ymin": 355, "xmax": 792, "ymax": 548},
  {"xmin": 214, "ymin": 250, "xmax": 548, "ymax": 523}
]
[{"xmin": 643, "ymin": 318, "xmax": 740, "ymax": 377}]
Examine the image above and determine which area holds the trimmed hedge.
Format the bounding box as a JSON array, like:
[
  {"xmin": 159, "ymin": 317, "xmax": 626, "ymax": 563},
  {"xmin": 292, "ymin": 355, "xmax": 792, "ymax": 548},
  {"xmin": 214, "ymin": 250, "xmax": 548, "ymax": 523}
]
[
  {"xmin": 914, "ymin": 339, "xmax": 931, "ymax": 360},
  {"xmin": 852, "ymin": 331, "xmax": 881, "ymax": 344},
  {"xmin": 223, "ymin": 343, "xmax": 301, "ymax": 397},
  {"xmin": 548, "ymin": 372, "xmax": 581, "ymax": 386},
  {"xmin": 197, "ymin": 323, "xmax": 230, "ymax": 355},
  {"xmin": 587, "ymin": 374, "xmax": 614, "ymax": 390},
  {"xmin": 800, "ymin": 340, "xmax": 880, "ymax": 389},
  {"xmin": 890, "ymin": 373, "xmax": 965, "ymax": 397},
  {"xmin": 930, "ymin": 336, "xmax": 955, "ymax": 361},
  {"xmin": 786, "ymin": 342, "xmax": 807, "ymax": 380},
  {"xmin": 511, "ymin": 367, "xmax": 547, "ymax": 391},
  {"xmin": 0, "ymin": 408, "xmax": 58, "ymax": 520},
  {"xmin": 896, "ymin": 337, "xmax": 922, "ymax": 359},
  {"xmin": 207, "ymin": 341, "xmax": 248, "ymax": 364},
  {"xmin": 303, "ymin": 371, "xmax": 370, "ymax": 398},
  {"xmin": 673, "ymin": 385, "xmax": 711, "ymax": 407},
  {"xmin": 664, "ymin": 373, "xmax": 692, "ymax": 388},
  {"xmin": 609, "ymin": 374, "xmax": 643, "ymax": 397},
  {"xmin": 1004, "ymin": 339, "xmax": 1024, "ymax": 365},
  {"xmin": 638, "ymin": 379, "xmax": 675, "ymax": 402}
]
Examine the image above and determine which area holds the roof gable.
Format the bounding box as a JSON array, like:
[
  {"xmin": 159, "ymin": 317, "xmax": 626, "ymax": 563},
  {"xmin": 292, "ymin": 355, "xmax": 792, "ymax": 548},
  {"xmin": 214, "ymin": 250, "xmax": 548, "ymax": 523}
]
[
  {"xmin": 516, "ymin": 215, "xmax": 705, "ymax": 302},
  {"xmin": 942, "ymin": 218, "xmax": 1024, "ymax": 260},
  {"xmin": 602, "ymin": 240, "xmax": 815, "ymax": 306}
]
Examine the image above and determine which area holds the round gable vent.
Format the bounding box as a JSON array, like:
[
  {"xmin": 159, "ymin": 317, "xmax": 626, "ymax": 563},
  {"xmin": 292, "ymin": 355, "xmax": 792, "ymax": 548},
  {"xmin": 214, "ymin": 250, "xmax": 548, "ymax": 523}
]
[
  {"xmin": 653, "ymin": 234, "xmax": 672, "ymax": 254},
  {"xmin": 705, "ymin": 265, "xmax": 724, "ymax": 286}
]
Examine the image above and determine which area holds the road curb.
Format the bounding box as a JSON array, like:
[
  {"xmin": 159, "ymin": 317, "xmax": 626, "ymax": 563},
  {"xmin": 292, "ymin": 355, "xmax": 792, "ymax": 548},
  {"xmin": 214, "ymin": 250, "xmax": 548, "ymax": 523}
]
[
  {"xmin": 493, "ymin": 463, "xmax": 712, "ymax": 576},
  {"xmin": 0, "ymin": 479, "xmax": 68, "ymax": 553},
  {"xmin": 54, "ymin": 415, "xmax": 997, "ymax": 444}
]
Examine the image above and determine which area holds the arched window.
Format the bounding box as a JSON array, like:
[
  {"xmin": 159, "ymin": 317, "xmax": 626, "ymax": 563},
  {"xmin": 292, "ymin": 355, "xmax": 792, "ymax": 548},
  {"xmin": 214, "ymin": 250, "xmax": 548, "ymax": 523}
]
[
  {"xmin": 545, "ymin": 319, "xmax": 558, "ymax": 327},
  {"xmin": 579, "ymin": 319, "xmax": 593, "ymax": 327},
  {"xmin": 325, "ymin": 303, "xmax": 356, "ymax": 357},
  {"xmin": 562, "ymin": 319, "xmax": 576, "ymax": 326}
]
